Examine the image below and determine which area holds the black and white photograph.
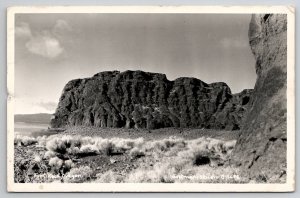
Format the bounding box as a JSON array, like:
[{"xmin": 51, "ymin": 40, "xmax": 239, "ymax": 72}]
[{"xmin": 7, "ymin": 6, "xmax": 295, "ymax": 192}]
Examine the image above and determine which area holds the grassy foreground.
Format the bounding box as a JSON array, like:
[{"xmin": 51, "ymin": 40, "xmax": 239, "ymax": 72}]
[{"xmin": 14, "ymin": 127, "xmax": 249, "ymax": 183}]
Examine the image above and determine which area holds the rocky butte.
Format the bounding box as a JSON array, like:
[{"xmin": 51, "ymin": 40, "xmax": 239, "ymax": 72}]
[
  {"xmin": 232, "ymin": 14, "xmax": 287, "ymax": 182},
  {"xmin": 51, "ymin": 70, "xmax": 252, "ymax": 130}
]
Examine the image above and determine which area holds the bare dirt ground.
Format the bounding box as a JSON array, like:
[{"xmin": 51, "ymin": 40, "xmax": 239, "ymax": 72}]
[{"xmin": 61, "ymin": 126, "xmax": 239, "ymax": 140}]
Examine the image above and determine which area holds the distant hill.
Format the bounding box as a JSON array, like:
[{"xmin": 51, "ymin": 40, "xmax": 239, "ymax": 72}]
[{"xmin": 14, "ymin": 113, "xmax": 52, "ymax": 124}]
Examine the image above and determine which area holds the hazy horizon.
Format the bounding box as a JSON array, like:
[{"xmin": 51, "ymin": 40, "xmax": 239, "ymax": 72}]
[{"xmin": 15, "ymin": 13, "xmax": 256, "ymax": 114}]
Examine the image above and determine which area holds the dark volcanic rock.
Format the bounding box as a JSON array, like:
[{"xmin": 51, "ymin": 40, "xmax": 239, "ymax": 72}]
[
  {"xmin": 51, "ymin": 70, "xmax": 252, "ymax": 130},
  {"xmin": 232, "ymin": 14, "xmax": 287, "ymax": 182}
]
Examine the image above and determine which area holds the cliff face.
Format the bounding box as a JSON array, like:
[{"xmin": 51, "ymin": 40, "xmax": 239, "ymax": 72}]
[
  {"xmin": 51, "ymin": 70, "xmax": 252, "ymax": 130},
  {"xmin": 232, "ymin": 14, "xmax": 287, "ymax": 182}
]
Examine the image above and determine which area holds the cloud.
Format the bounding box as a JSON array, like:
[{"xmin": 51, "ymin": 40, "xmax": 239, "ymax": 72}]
[
  {"xmin": 52, "ymin": 19, "xmax": 73, "ymax": 43},
  {"xmin": 17, "ymin": 19, "xmax": 72, "ymax": 59},
  {"xmin": 220, "ymin": 37, "xmax": 248, "ymax": 48},
  {"xmin": 15, "ymin": 22, "xmax": 32, "ymax": 38},
  {"xmin": 25, "ymin": 33, "xmax": 64, "ymax": 59},
  {"xmin": 53, "ymin": 19, "xmax": 72, "ymax": 34}
]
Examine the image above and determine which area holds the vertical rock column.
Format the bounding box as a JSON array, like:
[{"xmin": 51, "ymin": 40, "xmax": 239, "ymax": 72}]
[{"xmin": 232, "ymin": 14, "xmax": 287, "ymax": 183}]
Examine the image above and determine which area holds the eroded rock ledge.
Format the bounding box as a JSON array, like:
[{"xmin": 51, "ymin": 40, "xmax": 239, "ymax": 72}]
[
  {"xmin": 232, "ymin": 14, "xmax": 287, "ymax": 183},
  {"xmin": 51, "ymin": 70, "xmax": 252, "ymax": 130}
]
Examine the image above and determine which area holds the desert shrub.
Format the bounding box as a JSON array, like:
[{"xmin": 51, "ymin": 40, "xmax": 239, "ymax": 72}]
[
  {"xmin": 178, "ymin": 145, "xmax": 212, "ymax": 166},
  {"xmin": 179, "ymin": 137, "xmax": 237, "ymax": 166},
  {"xmin": 171, "ymin": 158, "xmax": 189, "ymax": 173},
  {"xmin": 48, "ymin": 156, "xmax": 63, "ymax": 171},
  {"xmin": 66, "ymin": 146, "xmax": 80, "ymax": 155},
  {"xmin": 43, "ymin": 135, "xmax": 129, "ymax": 156},
  {"xmin": 126, "ymin": 168, "xmax": 158, "ymax": 183},
  {"xmin": 126, "ymin": 157, "xmax": 245, "ymax": 183},
  {"xmin": 111, "ymin": 137, "xmax": 144, "ymax": 151},
  {"xmin": 14, "ymin": 157, "xmax": 29, "ymax": 183},
  {"xmin": 126, "ymin": 162, "xmax": 176, "ymax": 183},
  {"xmin": 61, "ymin": 135, "xmax": 75, "ymax": 148},
  {"xmin": 151, "ymin": 141, "xmax": 168, "ymax": 152},
  {"xmin": 152, "ymin": 163, "xmax": 177, "ymax": 183},
  {"xmin": 79, "ymin": 144, "xmax": 99, "ymax": 155},
  {"xmin": 64, "ymin": 159, "xmax": 75, "ymax": 171},
  {"xmin": 163, "ymin": 137, "xmax": 185, "ymax": 149},
  {"xmin": 129, "ymin": 147, "xmax": 145, "ymax": 159},
  {"xmin": 123, "ymin": 136, "xmax": 241, "ymax": 183},
  {"xmin": 67, "ymin": 135, "xmax": 82, "ymax": 148},
  {"xmin": 223, "ymin": 140, "xmax": 236, "ymax": 151},
  {"xmin": 94, "ymin": 138, "xmax": 114, "ymax": 155},
  {"xmin": 129, "ymin": 137, "xmax": 144, "ymax": 148},
  {"xmin": 96, "ymin": 170, "xmax": 124, "ymax": 183},
  {"xmin": 145, "ymin": 137, "xmax": 186, "ymax": 153},
  {"xmin": 46, "ymin": 138, "xmax": 67, "ymax": 154},
  {"xmin": 44, "ymin": 151, "xmax": 56, "ymax": 159},
  {"xmin": 64, "ymin": 166, "xmax": 93, "ymax": 183},
  {"xmin": 15, "ymin": 132, "xmax": 241, "ymax": 183},
  {"xmin": 14, "ymin": 135, "xmax": 37, "ymax": 146},
  {"xmin": 44, "ymin": 135, "xmax": 127, "ymax": 156},
  {"xmin": 81, "ymin": 136, "xmax": 95, "ymax": 145},
  {"xmin": 45, "ymin": 135, "xmax": 86, "ymax": 155},
  {"xmin": 14, "ymin": 156, "xmax": 48, "ymax": 183},
  {"xmin": 33, "ymin": 155, "xmax": 42, "ymax": 163},
  {"xmin": 36, "ymin": 135, "xmax": 47, "ymax": 147}
]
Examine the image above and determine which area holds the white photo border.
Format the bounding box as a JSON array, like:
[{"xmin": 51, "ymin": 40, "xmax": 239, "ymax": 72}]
[{"xmin": 7, "ymin": 5, "xmax": 295, "ymax": 192}]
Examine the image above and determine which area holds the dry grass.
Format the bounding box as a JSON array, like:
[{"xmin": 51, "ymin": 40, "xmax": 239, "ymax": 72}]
[
  {"xmin": 14, "ymin": 132, "xmax": 247, "ymax": 183},
  {"xmin": 125, "ymin": 154, "xmax": 244, "ymax": 183},
  {"xmin": 95, "ymin": 170, "xmax": 124, "ymax": 183},
  {"xmin": 121, "ymin": 137, "xmax": 243, "ymax": 183},
  {"xmin": 14, "ymin": 135, "xmax": 37, "ymax": 146}
]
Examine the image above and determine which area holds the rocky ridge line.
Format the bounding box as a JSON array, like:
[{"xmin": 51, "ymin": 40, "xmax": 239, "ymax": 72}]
[{"xmin": 51, "ymin": 70, "xmax": 252, "ymax": 130}]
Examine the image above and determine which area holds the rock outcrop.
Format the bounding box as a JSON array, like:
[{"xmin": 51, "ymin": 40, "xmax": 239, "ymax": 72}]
[
  {"xmin": 51, "ymin": 70, "xmax": 252, "ymax": 130},
  {"xmin": 232, "ymin": 14, "xmax": 287, "ymax": 182}
]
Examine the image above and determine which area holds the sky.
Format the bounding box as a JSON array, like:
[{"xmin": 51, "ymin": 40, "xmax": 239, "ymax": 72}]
[{"xmin": 14, "ymin": 14, "xmax": 256, "ymax": 114}]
